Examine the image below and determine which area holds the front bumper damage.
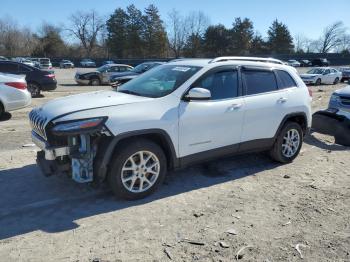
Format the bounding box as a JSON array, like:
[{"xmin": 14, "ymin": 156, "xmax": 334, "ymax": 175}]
[
  {"xmin": 312, "ymin": 109, "xmax": 350, "ymax": 146},
  {"xmin": 32, "ymin": 131, "xmax": 96, "ymax": 183}
]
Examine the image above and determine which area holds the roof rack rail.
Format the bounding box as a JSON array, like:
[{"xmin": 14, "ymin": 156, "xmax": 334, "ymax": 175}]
[{"xmin": 208, "ymin": 56, "xmax": 284, "ymax": 65}]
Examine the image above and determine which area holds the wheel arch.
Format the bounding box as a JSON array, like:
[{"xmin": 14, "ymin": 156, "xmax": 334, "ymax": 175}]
[
  {"xmin": 97, "ymin": 129, "xmax": 179, "ymax": 182},
  {"xmin": 274, "ymin": 112, "xmax": 308, "ymax": 139}
]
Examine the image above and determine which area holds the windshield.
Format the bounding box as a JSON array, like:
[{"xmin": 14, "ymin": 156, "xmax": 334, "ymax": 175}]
[
  {"xmin": 132, "ymin": 63, "xmax": 153, "ymax": 73},
  {"xmin": 307, "ymin": 68, "xmax": 325, "ymax": 74},
  {"xmin": 118, "ymin": 65, "xmax": 201, "ymax": 98},
  {"xmin": 40, "ymin": 58, "xmax": 50, "ymax": 63}
]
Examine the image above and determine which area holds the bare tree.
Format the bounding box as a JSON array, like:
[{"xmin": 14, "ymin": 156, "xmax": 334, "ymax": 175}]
[
  {"xmin": 336, "ymin": 34, "xmax": 350, "ymax": 53},
  {"xmin": 294, "ymin": 34, "xmax": 310, "ymax": 53},
  {"xmin": 0, "ymin": 16, "xmax": 37, "ymax": 57},
  {"xmin": 319, "ymin": 21, "xmax": 346, "ymax": 53},
  {"xmin": 185, "ymin": 11, "xmax": 210, "ymax": 37},
  {"xmin": 167, "ymin": 9, "xmax": 188, "ymax": 58},
  {"xmin": 67, "ymin": 10, "xmax": 105, "ymax": 57}
]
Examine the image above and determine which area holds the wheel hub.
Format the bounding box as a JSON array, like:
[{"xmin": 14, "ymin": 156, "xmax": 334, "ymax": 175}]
[{"xmin": 282, "ymin": 129, "xmax": 300, "ymax": 158}]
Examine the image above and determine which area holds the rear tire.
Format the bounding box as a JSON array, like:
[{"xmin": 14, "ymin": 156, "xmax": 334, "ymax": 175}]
[
  {"xmin": 315, "ymin": 78, "xmax": 321, "ymax": 85},
  {"xmin": 108, "ymin": 139, "xmax": 167, "ymax": 200},
  {"xmin": 0, "ymin": 102, "xmax": 4, "ymax": 118},
  {"xmin": 270, "ymin": 122, "xmax": 303, "ymax": 163},
  {"xmin": 27, "ymin": 82, "xmax": 41, "ymax": 97},
  {"xmin": 333, "ymin": 77, "xmax": 339, "ymax": 85}
]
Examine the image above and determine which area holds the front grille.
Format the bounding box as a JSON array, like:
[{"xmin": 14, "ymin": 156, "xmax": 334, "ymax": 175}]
[
  {"xmin": 340, "ymin": 96, "xmax": 350, "ymax": 106},
  {"xmin": 29, "ymin": 109, "xmax": 48, "ymax": 140}
]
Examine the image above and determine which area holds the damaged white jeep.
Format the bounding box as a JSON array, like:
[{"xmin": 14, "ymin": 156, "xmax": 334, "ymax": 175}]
[{"xmin": 29, "ymin": 57, "xmax": 312, "ymax": 200}]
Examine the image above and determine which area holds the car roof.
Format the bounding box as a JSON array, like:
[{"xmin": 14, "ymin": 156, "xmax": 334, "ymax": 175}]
[{"xmin": 166, "ymin": 57, "xmax": 293, "ymax": 71}]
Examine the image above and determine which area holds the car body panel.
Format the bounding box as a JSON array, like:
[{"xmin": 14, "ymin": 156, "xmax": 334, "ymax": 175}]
[{"xmin": 0, "ymin": 73, "xmax": 31, "ymax": 112}]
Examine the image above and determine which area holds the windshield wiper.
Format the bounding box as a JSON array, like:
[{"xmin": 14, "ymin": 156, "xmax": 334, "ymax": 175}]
[{"xmin": 118, "ymin": 90, "xmax": 143, "ymax": 96}]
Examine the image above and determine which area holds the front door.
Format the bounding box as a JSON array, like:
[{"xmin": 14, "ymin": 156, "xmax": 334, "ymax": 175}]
[{"xmin": 179, "ymin": 67, "xmax": 245, "ymax": 157}]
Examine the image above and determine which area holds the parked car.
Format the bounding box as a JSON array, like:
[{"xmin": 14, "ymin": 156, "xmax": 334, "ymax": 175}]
[
  {"xmin": 339, "ymin": 67, "xmax": 350, "ymax": 82},
  {"xmin": 39, "ymin": 58, "xmax": 53, "ymax": 70},
  {"xmin": 102, "ymin": 60, "xmax": 115, "ymax": 65},
  {"xmin": 13, "ymin": 57, "xmax": 35, "ymax": 67},
  {"xmin": 311, "ymin": 58, "xmax": 330, "ymax": 67},
  {"xmin": 0, "ymin": 56, "xmax": 8, "ymax": 61},
  {"xmin": 110, "ymin": 62, "xmax": 164, "ymax": 88},
  {"xmin": 0, "ymin": 61, "xmax": 57, "ymax": 97},
  {"xmin": 287, "ymin": 59, "xmax": 301, "ymax": 67},
  {"xmin": 0, "ymin": 73, "xmax": 31, "ymax": 117},
  {"xmin": 27, "ymin": 58, "xmax": 41, "ymax": 68},
  {"xmin": 59, "ymin": 60, "xmax": 75, "ymax": 69},
  {"xmin": 299, "ymin": 67, "xmax": 342, "ymax": 85},
  {"xmin": 328, "ymin": 85, "xmax": 350, "ymax": 112},
  {"xmin": 80, "ymin": 59, "xmax": 96, "ymax": 68},
  {"xmin": 299, "ymin": 60, "xmax": 312, "ymax": 67},
  {"xmin": 30, "ymin": 56, "xmax": 312, "ymax": 200},
  {"xmin": 75, "ymin": 64, "xmax": 133, "ymax": 86}
]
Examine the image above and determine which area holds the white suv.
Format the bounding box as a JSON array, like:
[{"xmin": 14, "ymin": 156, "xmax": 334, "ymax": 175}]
[{"xmin": 29, "ymin": 57, "xmax": 312, "ymax": 200}]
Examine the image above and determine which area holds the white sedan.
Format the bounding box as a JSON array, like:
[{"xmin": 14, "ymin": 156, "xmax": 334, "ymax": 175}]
[
  {"xmin": 287, "ymin": 59, "xmax": 301, "ymax": 67},
  {"xmin": 0, "ymin": 73, "xmax": 31, "ymax": 117},
  {"xmin": 300, "ymin": 67, "xmax": 342, "ymax": 85}
]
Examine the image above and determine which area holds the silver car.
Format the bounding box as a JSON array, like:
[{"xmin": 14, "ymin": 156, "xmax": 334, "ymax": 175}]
[
  {"xmin": 329, "ymin": 85, "xmax": 350, "ymax": 113},
  {"xmin": 0, "ymin": 73, "xmax": 31, "ymax": 117}
]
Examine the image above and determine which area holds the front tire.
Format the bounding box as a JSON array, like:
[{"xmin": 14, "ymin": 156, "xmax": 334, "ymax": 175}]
[
  {"xmin": 333, "ymin": 77, "xmax": 339, "ymax": 85},
  {"xmin": 108, "ymin": 139, "xmax": 167, "ymax": 200},
  {"xmin": 315, "ymin": 78, "xmax": 321, "ymax": 85},
  {"xmin": 270, "ymin": 122, "xmax": 303, "ymax": 163},
  {"xmin": 90, "ymin": 78, "xmax": 101, "ymax": 86}
]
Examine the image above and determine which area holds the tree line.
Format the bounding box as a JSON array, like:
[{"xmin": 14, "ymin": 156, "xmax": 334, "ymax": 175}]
[{"xmin": 0, "ymin": 4, "xmax": 349, "ymax": 59}]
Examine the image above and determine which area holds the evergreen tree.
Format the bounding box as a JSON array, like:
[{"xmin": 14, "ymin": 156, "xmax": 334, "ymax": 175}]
[
  {"xmin": 143, "ymin": 4, "xmax": 167, "ymax": 58},
  {"xmin": 267, "ymin": 19, "xmax": 294, "ymax": 54},
  {"xmin": 203, "ymin": 24, "xmax": 231, "ymax": 57},
  {"xmin": 230, "ymin": 17, "xmax": 254, "ymax": 55},
  {"xmin": 106, "ymin": 8, "xmax": 128, "ymax": 58},
  {"xmin": 250, "ymin": 33, "xmax": 267, "ymax": 55},
  {"xmin": 125, "ymin": 4, "xmax": 145, "ymax": 57}
]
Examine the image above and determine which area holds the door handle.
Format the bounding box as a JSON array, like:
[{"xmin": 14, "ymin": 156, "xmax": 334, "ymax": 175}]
[
  {"xmin": 228, "ymin": 103, "xmax": 242, "ymax": 111},
  {"xmin": 277, "ymin": 97, "xmax": 288, "ymax": 103}
]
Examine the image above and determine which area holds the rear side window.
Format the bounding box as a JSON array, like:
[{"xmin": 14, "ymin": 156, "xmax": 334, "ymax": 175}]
[
  {"xmin": 276, "ymin": 70, "xmax": 297, "ymax": 89},
  {"xmin": 196, "ymin": 70, "xmax": 238, "ymax": 100},
  {"xmin": 242, "ymin": 70, "xmax": 278, "ymax": 95},
  {"xmin": 0, "ymin": 63, "xmax": 19, "ymax": 73}
]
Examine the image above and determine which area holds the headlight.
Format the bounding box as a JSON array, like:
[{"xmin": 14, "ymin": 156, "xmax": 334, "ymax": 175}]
[
  {"xmin": 330, "ymin": 94, "xmax": 341, "ymax": 103},
  {"xmin": 52, "ymin": 117, "xmax": 107, "ymax": 136}
]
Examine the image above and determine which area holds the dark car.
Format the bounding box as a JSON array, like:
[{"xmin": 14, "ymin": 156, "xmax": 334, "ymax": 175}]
[
  {"xmin": 0, "ymin": 61, "xmax": 57, "ymax": 97},
  {"xmin": 299, "ymin": 59, "xmax": 312, "ymax": 67},
  {"xmin": 75, "ymin": 64, "xmax": 133, "ymax": 86},
  {"xmin": 102, "ymin": 60, "xmax": 115, "ymax": 65},
  {"xmin": 311, "ymin": 58, "xmax": 330, "ymax": 67},
  {"xmin": 339, "ymin": 67, "xmax": 350, "ymax": 82},
  {"xmin": 110, "ymin": 62, "xmax": 164, "ymax": 88}
]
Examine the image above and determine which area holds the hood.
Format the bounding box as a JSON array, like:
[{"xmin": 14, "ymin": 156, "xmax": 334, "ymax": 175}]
[
  {"xmin": 300, "ymin": 73, "xmax": 321, "ymax": 78},
  {"xmin": 37, "ymin": 90, "xmax": 152, "ymax": 122},
  {"xmin": 335, "ymin": 85, "xmax": 350, "ymax": 96}
]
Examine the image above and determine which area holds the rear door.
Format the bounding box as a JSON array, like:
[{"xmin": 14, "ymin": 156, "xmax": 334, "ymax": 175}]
[{"xmin": 240, "ymin": 67, "xmax": 290, "ymax": 144}]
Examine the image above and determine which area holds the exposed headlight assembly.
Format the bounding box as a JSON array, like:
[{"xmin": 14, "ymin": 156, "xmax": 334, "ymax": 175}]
[{"xmin": 52, "ymin": 117, "xmax": 107, "ymax": 136}]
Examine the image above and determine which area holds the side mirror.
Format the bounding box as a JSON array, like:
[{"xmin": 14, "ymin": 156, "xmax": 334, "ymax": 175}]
[{"xmin": 185, "ymin": 87, "xmax": 211, "ymax": 101}]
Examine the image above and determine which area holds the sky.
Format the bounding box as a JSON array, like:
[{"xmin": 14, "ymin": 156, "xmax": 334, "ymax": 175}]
[{"xmin": 0, "ymin": 0, "xmax": 349, "ymax": 40}]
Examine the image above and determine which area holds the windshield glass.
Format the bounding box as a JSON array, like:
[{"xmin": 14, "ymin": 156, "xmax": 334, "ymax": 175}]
[
  {"xmin": 307, "ymin": 68, "xmax": 325, "ymax": 74},
  {"xmin": 132, "ymin": 63, "xmax": 152, "ymax": 73},
  {"xmin": 40, "ymin": 58, "xmax": 50, "ymax": 63},
  {"xmin": 118, "ymin": 65, "xmax": 201, "ymax": 98}
]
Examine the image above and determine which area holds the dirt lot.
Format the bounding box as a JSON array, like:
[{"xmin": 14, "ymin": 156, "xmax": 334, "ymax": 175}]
[{"xmin": 0, "ymin": 68, "xmax": 349, "ymax": 262}]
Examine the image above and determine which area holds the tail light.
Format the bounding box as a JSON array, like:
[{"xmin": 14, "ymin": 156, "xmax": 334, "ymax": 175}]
[
  {"xmin": 45, "ymin": 74, "xmax": 55, "ymax": 79},
  {"xmin": 5, "ymin": 82, "xmax": 27, "ymax": 90},
  {"xmin": 307, "ymin": 86, "xmax": 313, "ymax": 97}
]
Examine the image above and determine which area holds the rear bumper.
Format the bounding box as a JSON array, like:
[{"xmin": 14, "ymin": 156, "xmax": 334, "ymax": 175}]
[
  {"xmin": 4, "ymin": 89, "xmax": 31, "ymax": 112},
  {"xmin": 41, "ymin": 82, "xmax": 57, "ymax": 91},
  {"xmin": 312, "ymin": 110, "xmax": 350, "ymax": 146}
]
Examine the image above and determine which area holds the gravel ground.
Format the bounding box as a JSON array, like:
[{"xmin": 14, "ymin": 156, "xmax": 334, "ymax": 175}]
[{"xmin": 0, "ymin": 67, "xmax": 349, "ymax": 262}]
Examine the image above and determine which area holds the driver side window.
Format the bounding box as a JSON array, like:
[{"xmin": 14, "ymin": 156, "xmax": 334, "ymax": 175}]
[
  {"xmin": 195, "ymin": 70, "xmax": 238, "ymax": 100},
  {"xmin": 325, "ymin": 69, "xmax": 330, "ymax": 74}
]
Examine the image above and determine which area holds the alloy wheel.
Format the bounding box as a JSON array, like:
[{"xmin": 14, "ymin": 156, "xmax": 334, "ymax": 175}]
[
  {"xmin": 282, "ymin": 129, "xmax": 300, "ymax": 158},
  {"xmin": 121, "ymin": 151, "xmax": 160, "ymax": 193}
]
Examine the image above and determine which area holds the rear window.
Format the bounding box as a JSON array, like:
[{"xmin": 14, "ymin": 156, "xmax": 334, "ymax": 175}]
[
  {"xmin": 242, "ymin": 69, "xmax": 278, "ymax": 95},
  {"xmin": 276, "ymin": 70, "xmax": 297, "ymax": 89}
]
